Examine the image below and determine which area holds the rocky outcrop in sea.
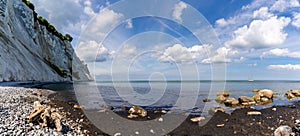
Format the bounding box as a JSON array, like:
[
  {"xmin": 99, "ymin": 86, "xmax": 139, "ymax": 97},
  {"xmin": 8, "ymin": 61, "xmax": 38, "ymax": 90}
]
[{"xmin": 0, "ymin": 0, "xmax": 92, "ymax": 81}]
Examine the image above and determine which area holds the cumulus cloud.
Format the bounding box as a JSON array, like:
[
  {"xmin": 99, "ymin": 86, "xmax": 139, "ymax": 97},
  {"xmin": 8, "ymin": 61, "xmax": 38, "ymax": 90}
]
[
  {"xmin": 31, "ymin": 0, "xmax": 84, "ymax": 30},
  {"xmin": 270, "ymin": 0, "xmax": 300, "ymax": 12},
  {"xmin": 81, "ymin": 8, "xmax": 123, "ymax": 42},
  {"xmin": 268, "ymin": 64, "xmax": 300, "ymax": 70},
  {"xmin": 172, "ymin": 1, "xmax": 187, "ymax": 23},
  {"xmin": 201, "ymin": 47, "xmax": 238, "ymax": 64},
  {"xmin": 261, "ymin": 48, "xmax": 300, "ymax": 58},
  {"xmin": 292, "ymin": 12, "xmax": 300, "ymax": 28},
  {"xmin": 76, "ymin": 41, "xmax": 112, "ymax": 62},
  {"xmin": 225, "ymin": 16, "xmax": 291, "ymax": 49},
  {"xmin": 215, "ymin": 18, "xmax": 236, "ymax": 27},
  {"xmin": 83, "ymin": 0, "xmax": 96, "ymax": 17},
  {"xmin": 113, "ymin": 44, "xmax": 137, "ymax": 60},
  {"xmin": 253, "ymin": 7, "xmax": 274, "ymax": 19},
  {"xmin": 154, "ymin": 44, "xmax": 212, "ymax": 64}
]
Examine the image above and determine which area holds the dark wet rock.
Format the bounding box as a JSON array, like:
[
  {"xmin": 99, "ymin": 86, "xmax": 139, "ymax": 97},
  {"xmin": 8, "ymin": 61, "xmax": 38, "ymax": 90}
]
[
  {"xmin": 238, "ymin": 96, "xmax": 255, "ymax": 106},
  {"xmin": 217, "ymin": 92, "xmax": 230, "ymax": 97},
  {"xmin": 224, "ymin": 98, "xmax": 239, "ymax": 107}
]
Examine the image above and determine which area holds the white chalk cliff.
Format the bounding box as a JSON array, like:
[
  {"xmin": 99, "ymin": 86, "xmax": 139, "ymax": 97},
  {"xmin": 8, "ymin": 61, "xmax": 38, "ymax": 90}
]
[{"xmin": 0, "ymin": 0, "xmax": 92, "ymax": 81}]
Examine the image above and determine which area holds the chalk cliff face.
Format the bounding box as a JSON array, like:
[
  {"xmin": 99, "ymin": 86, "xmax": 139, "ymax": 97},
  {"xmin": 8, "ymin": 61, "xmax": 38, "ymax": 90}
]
[{"xmin": 0, "ymin": 0, "xmax": 92, "ymax": 81}]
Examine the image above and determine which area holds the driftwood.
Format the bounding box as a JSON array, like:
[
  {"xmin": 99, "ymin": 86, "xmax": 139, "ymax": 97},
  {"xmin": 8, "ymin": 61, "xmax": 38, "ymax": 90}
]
[{"xmin": 28, "ymin": 101, "xmax": 62, "ymax": 132}]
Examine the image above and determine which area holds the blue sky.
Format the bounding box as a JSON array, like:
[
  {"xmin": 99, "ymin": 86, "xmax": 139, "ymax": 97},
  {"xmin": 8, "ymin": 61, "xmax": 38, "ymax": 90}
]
[{"xmin": 30, "ymin": 0, "xmax": 300, "ymax": 80}]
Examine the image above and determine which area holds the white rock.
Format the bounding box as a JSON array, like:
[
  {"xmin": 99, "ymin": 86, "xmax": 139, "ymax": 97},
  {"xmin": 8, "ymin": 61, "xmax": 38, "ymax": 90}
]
[
  {"xmin": 190, "ymin": 117, "xmax": 205, "ymax": 122},
  {"xmin": 114, "ymin": 132, "xmax": 122, "ymax": 136},
  {"xmin": 247, "ymin": 111, "xmax": 261, "ymax": 116},
  {"xmin": 274, "ymin": 125, "xmax": 292, "ymax": 136}
]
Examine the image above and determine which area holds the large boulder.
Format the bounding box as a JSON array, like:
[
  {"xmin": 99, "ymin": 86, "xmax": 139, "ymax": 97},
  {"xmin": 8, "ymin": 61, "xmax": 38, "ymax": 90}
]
[
  {"xmin": 290, "ymin": 90, "xmax": 300, "ymax": 97},
  {"xmin": 238, "ymin": 96, "xmax": 255, "ymax": 106},
  {"xmin": 258, "ymin": 89, "xmax": 273, "ymax": 99},
  {"xmin": 215, "ymin": 92, "xmax": 230, "ymax": 103},
  {"xmin": 284, "ymin": 90, "xmax": 300, "ymax": 100},
  {"xmin": 215, "ymin": 95, "xmax": 226, "ymax": 103},
  {"xmin": 238, "ymin": 96, "xmax": 254, "ymax": 103},
  {"xmin": 224, "ymin": 98, "xmax": 239, "ymax": 106}
]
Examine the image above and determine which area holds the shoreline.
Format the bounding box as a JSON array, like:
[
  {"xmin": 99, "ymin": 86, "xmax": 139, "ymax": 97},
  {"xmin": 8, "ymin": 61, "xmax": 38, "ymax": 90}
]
[
  {"xmin": 1, "ymin": 86, "xmax": 300, "ymax": 135},
  {"xmin": 47, "ymin": 87, "xmax": 300, "ymax": 135}
]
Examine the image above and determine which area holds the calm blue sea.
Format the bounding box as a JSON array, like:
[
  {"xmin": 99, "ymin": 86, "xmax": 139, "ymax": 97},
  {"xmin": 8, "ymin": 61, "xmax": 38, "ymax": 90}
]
[
  {"xmin": 2, "ymin": 80, "xmax": 299, "ymax": 115},
  {"xmin": 83, "ymin": 80, "xmax": 300, "ymax": 114}
]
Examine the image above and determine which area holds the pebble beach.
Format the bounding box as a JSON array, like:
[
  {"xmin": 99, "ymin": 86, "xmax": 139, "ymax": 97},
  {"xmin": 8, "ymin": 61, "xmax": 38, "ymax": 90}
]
[
  {"xmin": 2, "ymin": 86, "xmax": 300, "ymax": 135},
  {"xmin": 0, "ymin": 87, "xmax": 87, "ymax": 136}
]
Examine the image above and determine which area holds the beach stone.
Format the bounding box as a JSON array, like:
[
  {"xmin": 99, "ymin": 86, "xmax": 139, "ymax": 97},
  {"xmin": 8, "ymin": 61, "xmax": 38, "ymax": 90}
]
[
  {"xmin": 238, "ymin": 96, "xmax": 254, "ymax": 104},
  {"xmin": 247, "ymin": 111, "xmax": 261, "ymax": 116},
  {"xmin": 214, "ymin": 107, "xmax": 225, "ymax": 113},
  {"xmin": 217, "ymin": 92, "xmax": 229, "ymax": 97},
  {"xmin": 291, "ymin": 90, "xmax": 300, "ymax": 97},
  {"xmin": 128, "ymin": 106, "xmax": 147, "ymax": 117},
  {"xmin": 114, "ymin": 132, "xmax": 121, "ymax": 136},
  {"xmin": 215, "ymin": 95, "xmax": 226, "ymax": 103},
  {"xmin": 274, "ymin": 125, "xmax": 292, "ymax": 136},
  {"xmin": 252, "ymin": 94, "xmax": 261, "ymax": 102},
  {"xmin": 127, "ymin": 114, "xmax": 138, "ymax": 119},
  {"xmin": 202, "ymin": 98, "xmax": 210, "ymax": 102},
  {"xmin": 285, "ymin": 92, "xmax": 296, "ymax": 100},
  {"xmin": 190, "ymin": 117, "xmax": 205, "ymax": 122},
  {"xmin": 224, "ymin": 98, "xmax": 239, "ymax": 106},
  {"xmin": 73, "ymin": 105, "xmax": 83, "ymax": 109},
  {"xmin": 252, "ymin": 89, "xmax": 260, "ymax": 93},
  {"xmin": 216, "ymin": 124, "xmax": 225, "ymax": 127},
  {"xmin": 261, "ymin": 97, "xmax": 270, "ymax": 102},
  {"xmin": 258, "ymin": 89, "xmax": 273, "ymax": 99}
]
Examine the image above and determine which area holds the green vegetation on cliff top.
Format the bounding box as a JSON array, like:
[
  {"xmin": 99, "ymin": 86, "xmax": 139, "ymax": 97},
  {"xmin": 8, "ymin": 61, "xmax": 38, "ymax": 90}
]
[{"xmin": 22, "ymin": 0, "xmax": 73, "ymax": 42}]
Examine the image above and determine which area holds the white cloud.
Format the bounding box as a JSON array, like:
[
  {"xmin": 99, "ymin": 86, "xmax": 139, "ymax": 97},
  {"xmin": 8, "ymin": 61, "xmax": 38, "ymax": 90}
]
[
  {"xmin": 225, "ymin": 16, "xmax": 291, "ymax": 49},
  {"xmin": 125, "ymin": 19, "xmax": 133, "ymax": 29},
  {"xmin": 215, "ymin": 18, "xmax": 236, "ymax": 27},
  {"xmin": 248, "ymin": 63, "xmax": 258, "ymax": 67},
  {"xmin": 113, "ymin": 44, "xmax": 137, "ymax": 60},
  {"xmin": 172, "ymin": 1, "xmax": 187, "ymax": 23},
  {"xmin": 83, "ymin": 0, "xmax": 96, "ymax": 17},
  {"xmin": 270, "ymin": 0, "xmax": 300, "ymax": 12},
  {"xmin": 155, "ymin": 44, "xmax": 212, "ymax": 64},
  {"xmin": 76, "ymin": 41, "xmax": 111, "ymax": 62},
  {"xmin": 201, "ymin": 47, "xmax": 238, "ymax": 64},
  {"xmin": 81, "ymin": 8, "xmax": 123, "ymax": 41},
  {"xmin": 253, "ymin": 7, "xmax": 273, "ymax": 19},
  {"xmin": 268, "ymin": 64, "xmax": 300, "ymax": 70},
  {"xmin": 261, "ymin": 48, "xmax": 300, "ymax": 58},
  {"xmin": 31, "ymin": 0, "xmax": 84, "ymax": 30},
  {"xmin": 292, "ymin": 12, "xmax": 300, "ymax": 28}
]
